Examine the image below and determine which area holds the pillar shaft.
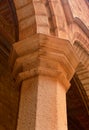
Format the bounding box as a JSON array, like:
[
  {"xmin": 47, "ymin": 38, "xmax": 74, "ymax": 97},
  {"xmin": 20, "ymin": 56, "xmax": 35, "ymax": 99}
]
[
  {"xmin": 17, "ymin": 76, "xmax": 68, "ymax": 130},
  {"xmin": 9, "ymin": 34, "xmax": 78, "ymax": 130}
]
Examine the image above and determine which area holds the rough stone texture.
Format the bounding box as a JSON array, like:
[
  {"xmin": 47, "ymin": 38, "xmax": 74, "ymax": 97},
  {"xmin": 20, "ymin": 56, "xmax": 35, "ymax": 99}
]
[
  {"xmin": 68, "ymin": 0, "xmax": 89, "ymax": 29},
  {"xmin": 13, "ymin": 0, "xmax": 50, "ymax": 40},
  {"xmin": 9, "ymin": 34, "xmax": 78, "ymax": 130},
  {"xmin": 17, "ymin": 77, "xmax": 38, "ymax": 130},
  {"xmin": 73, "ymin": 42, "xmax": 89, "ymax": 109},
  {"xmin": 16, "ymin": 75, "xmax": 68, "ymax": 130},
  {"xmin": 0, "ymin": 0, "xmax": 89, "ymax": 130},
  {"xmin": 74, "ymin": 41, "xmax": 89, "ymax": 70},
  {"xmin": 76, "ymin": 64, "xmax": 89, "ymax": 108},
  {"xmin": 10, "ymin": 34, "xmax": 78, "ymax": 83},
  {"xmin": 67, "ymin": 75, "xmax": 89, "ymax": 130},
  {"xmin": 13, "ymin": 0, "xmax": 89, "ymax": 45},
  {"xmin": 0, "ymin": 55, "xmax": 19, "ymax": 130}
]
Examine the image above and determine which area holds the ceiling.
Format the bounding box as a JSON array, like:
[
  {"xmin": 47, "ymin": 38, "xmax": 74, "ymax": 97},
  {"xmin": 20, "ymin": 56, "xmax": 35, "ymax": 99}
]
[
  {"xmin": 0, "ymin": 0, "xmax": 18, "ymax": 58},
  {"xmin": 67, "ymin": 74, "xmax": 89, "ymax": 130}
]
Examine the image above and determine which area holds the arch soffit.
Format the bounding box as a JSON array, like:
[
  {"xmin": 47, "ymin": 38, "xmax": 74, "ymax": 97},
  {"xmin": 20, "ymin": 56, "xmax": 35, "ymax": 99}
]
[
  {"xmin": 72, "ymin": 39, "xmax": 89, "ymax": 112},
  {"xmin": 73, "ymin": 32, "xmax": 89, "ymax": 53},
  {"xmin": 13, "ymin": 0, "xmax": 50, "ymax": 40},
  {"xmin": 12, "ymin": 0, "xmax": 71, "ymax": 40},
  {"xmin": 12, "ymin": 0, "xmax": 89, "ymax": 86},
  {"xmin": 75, "ymin": 63, "xmax": 89, "ymax": 114},
  {"xmin": 9, "ymin": 0, "xmax": 89, "ymax": 76},
  {"xmin": 13, "ymin": 0, "xmax": 89, "ymax": 43},
  {"xmin": 65, "ymin": 3, "xmax": 89, "ymax": 110},
  {"xmin": 0, "ymin": 0, "xmax": 19, "ymax": 44}
]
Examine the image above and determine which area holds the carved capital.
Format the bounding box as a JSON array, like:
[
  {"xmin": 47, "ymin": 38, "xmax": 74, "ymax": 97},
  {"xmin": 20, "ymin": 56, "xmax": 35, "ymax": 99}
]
[{"xmin": 9, "ymin": 33, "xmax": 78, "ymax": 91}]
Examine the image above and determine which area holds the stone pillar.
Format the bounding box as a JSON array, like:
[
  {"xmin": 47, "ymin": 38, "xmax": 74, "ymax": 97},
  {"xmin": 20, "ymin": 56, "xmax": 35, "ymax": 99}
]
[{"xmin": 9, "ymin": 34, "xmax": 78, "ymax": 130}]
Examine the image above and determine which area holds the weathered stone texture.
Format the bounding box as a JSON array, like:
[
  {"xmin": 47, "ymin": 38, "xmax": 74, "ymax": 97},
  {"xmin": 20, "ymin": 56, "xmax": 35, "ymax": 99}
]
[
  {"xmin": 14, "ymin": 0, "xmax": 50, "ymax": 40},
  {"xmin": 0, "ymin": 0, "xmax": 89, "ymax": 130},
  {"xmin": 68, "ymin": 0, "xmax": 89, "ymax": 29},
  {"xmin": 0, "ymin": 56, "xmax": 19, "ymax": 130},
  {"xmin": 9, "ymin": 34, "xmax": 79, "ymax": 130}
]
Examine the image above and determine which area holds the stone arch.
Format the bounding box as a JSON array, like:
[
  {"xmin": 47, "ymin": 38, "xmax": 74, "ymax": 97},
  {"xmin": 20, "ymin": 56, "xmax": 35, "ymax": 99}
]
[
  {"xmin": 73, "ymin": 39, "xmax": 89, "ymax": 69},
  {"xmin": 66, "ymin": 41, "xmax": 89, "ymax": 112},
  {"xmin": 74, "ymin": 17, "xmax": 89, "ymax": 38},
  {"xmin": 67, "ymin": 71, "xmax": 89, "ymax": 129},
  {"xmin": 72, "ymin": 41, "xmax": 89, "ymax": 111},
  {"xmin": 66, "ymin": 40, "xmax": 89, "ymax": 129},
  {"xmin": 13, "ymin": 0, "xmax": 50, "ymax": 40},
  {"xmin": 75, "ymin": 63, "xmax": 89, "ymax": 112},
  {"xmin": 12, "ymin": 0, "xmax": 89, "ymax": 42},
  {"xmin": 73, "ymin": 32, "xmax": 89, "ymax": 48},
  {"xmin": 13, "ymin": 0, "xmax": 69, "ymax": 40}
]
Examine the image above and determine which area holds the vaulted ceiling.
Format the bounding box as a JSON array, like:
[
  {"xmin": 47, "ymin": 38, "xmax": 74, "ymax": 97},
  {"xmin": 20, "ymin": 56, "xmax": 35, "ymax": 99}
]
[
  {"xmin": 0, "ymin": 0, "xmax": 16, "ymax": 25},
  {"xmin": 0, "ymin": 0, "xmax": 19, "ymax": 59},
  {"xmin": 67, "ymin": 74, "xmax": 89, "ymax": 130}
]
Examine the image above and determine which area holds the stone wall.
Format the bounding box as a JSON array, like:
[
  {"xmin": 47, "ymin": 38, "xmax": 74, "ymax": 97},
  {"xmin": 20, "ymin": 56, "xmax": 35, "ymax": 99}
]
[{"xmin": 68, "ymin": 0, "xmax": 89, "ymax": 29}]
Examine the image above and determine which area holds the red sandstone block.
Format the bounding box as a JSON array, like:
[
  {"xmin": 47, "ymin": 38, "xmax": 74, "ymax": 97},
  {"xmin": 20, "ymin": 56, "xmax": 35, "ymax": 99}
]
[
  {"xmin": 17, "ymin": 3, "xmax": 35, "ymax": 21},
  {"xmin": 14, "ymin": 0, "xmax": 32, "ymax": 9},
  {"xmin": 19, "ymin": 16, "xmax": 36, "ymax": 31},
  {"xmin": 34, "ymin": 2, "xmax": 47, "ymax": 15}
]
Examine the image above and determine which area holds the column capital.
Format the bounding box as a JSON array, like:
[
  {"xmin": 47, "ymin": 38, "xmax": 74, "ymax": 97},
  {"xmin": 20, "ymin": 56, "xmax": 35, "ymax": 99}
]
[{"xmin": 9, "ymin": 33, "xmax": 78, "ymax": 91}]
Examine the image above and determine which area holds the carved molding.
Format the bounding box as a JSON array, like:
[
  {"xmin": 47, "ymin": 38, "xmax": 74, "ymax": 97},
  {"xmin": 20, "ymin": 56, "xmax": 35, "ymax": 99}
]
[{"xmin": 9, "ymin": 33, "xmax": 78, "ymax": 91}]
